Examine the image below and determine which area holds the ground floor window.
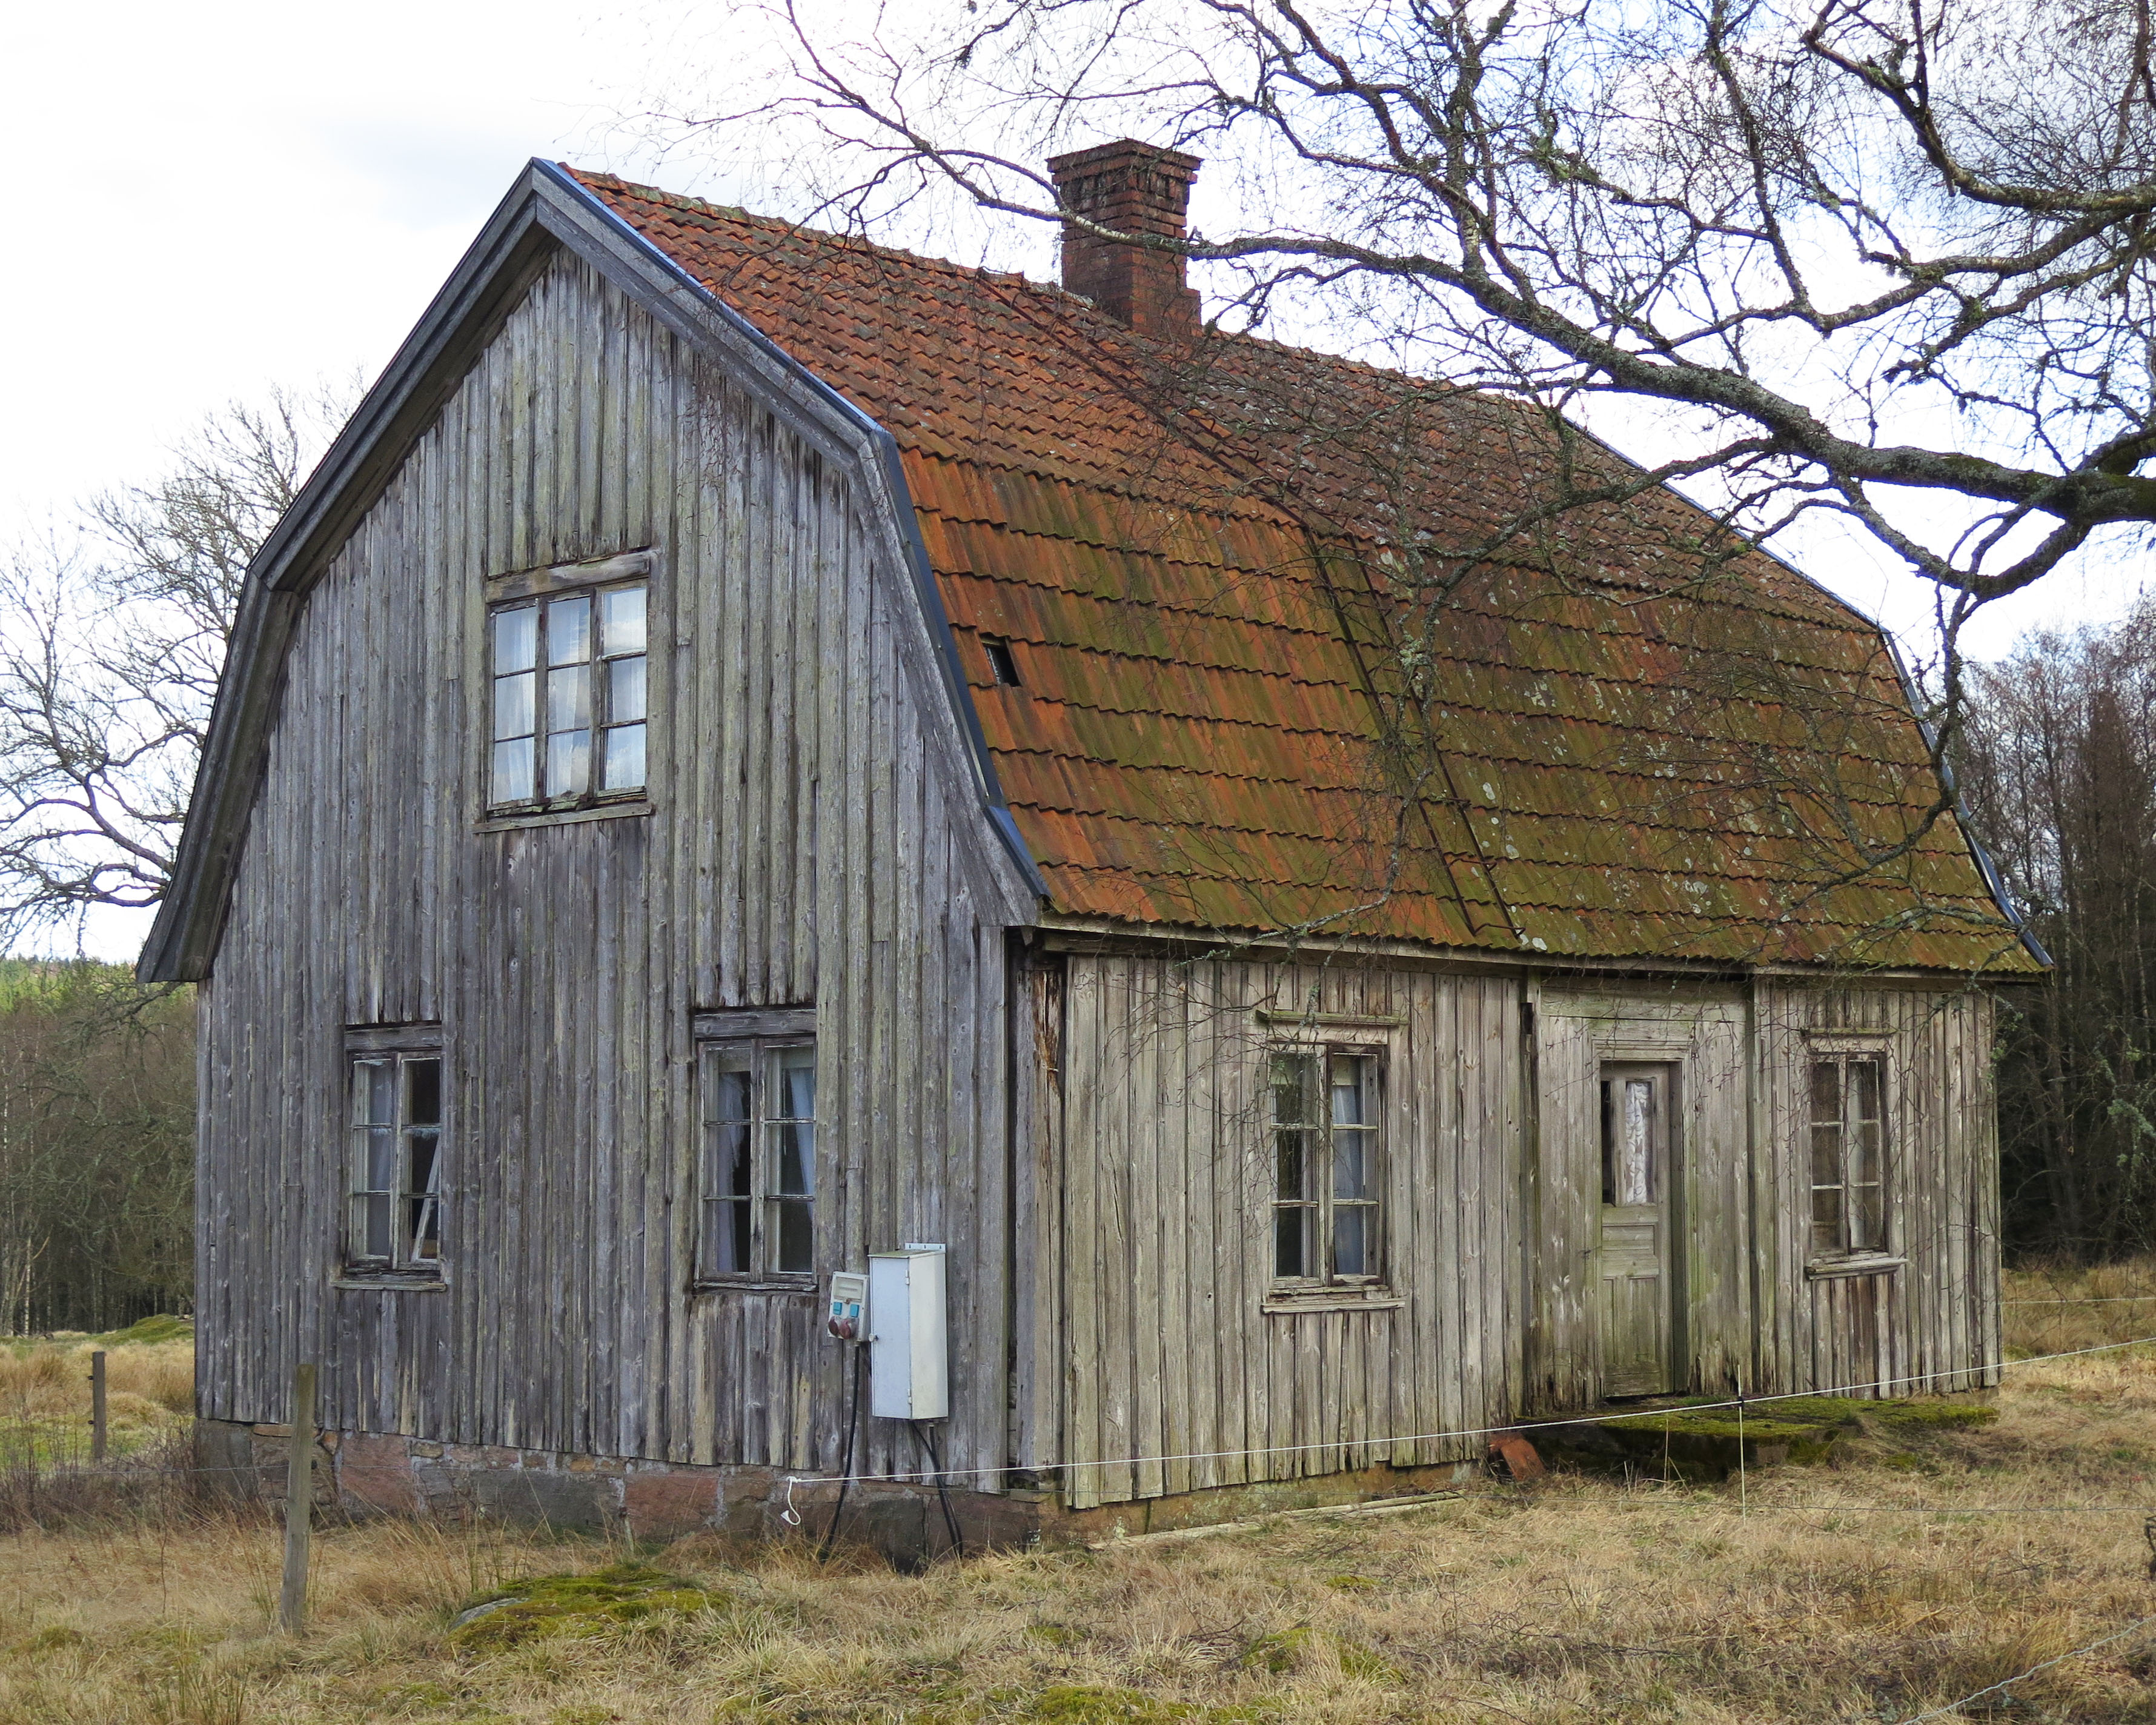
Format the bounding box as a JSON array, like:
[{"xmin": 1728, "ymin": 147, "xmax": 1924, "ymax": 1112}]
[
  {"xmin": 698, "ymin": 1038, "xmax": 817, "ymax": 1281},
  {"xmin": 1809, "ymin": 1054, "xmax": 1887, "ymax": 1258},
  {"xmin": 345, "ymin": 1031, "xmax": 445, "ymax": 1277},
  {"xmin": 1269, "ymin": 1048, "xmax": 1382, "ymax": 1287}
]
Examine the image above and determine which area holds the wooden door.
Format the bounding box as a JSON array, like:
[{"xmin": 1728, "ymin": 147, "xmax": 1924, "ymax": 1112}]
[{"xmin": 1597, "ymin": 1064, "xmax": 1676, "ymax": 1397}]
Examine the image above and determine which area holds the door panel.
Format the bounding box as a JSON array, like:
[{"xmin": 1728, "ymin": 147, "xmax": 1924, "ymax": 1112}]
[{"xmin": 1598, "ymin": 1065, "xmax": 1675, "ymax": 1396}]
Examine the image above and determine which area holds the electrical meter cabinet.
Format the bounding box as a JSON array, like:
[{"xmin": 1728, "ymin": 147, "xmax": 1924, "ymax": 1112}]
[{"xmin": 867, "ymin": 1248, "xmax": 949, "ymax": 1420}]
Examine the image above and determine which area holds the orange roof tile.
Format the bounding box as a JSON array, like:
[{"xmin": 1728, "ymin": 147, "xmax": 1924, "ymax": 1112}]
[{"xmin": 575, "ymin": 168, "xmax": 2037, "ymax": 974}]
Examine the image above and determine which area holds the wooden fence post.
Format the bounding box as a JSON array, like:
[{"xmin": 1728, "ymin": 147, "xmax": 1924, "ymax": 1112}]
[
  {"xmin": 88, "ymin": 1351, "xmax": 106, "ymax": 1463},
  {"xmin": 279, "ymin": 1360, "xmax": 316, "ymax": 1635}
]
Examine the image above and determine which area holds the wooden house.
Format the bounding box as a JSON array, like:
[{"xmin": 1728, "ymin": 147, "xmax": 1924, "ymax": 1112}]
[{"xmin": 151, "ymin": 144, "xmax": 2042, "ymax": 1549}]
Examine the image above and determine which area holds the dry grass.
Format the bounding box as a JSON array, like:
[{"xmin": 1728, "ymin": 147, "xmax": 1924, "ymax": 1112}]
[
  {"xmin": 2005, "ymin": 1258, "xmax": 2156, "ymax": 1358},
  {"xmin": 1, "ymin": 1280, "xmax": 2153, "ymax": 1721},
  {"xmin": 0, "ymin": 1324, "xmax": 194, "ymax": 1467}
]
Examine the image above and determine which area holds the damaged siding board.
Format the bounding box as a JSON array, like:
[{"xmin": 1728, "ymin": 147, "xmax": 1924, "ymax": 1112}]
[{"xmin": 197, "ymin": 249, "xmax": 1032, "ymax": 1484}]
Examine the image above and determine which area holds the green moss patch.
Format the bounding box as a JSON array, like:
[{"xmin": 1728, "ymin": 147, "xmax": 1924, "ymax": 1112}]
[
  {"xmin": 1872, "ymin": 1398, "xmax": 1999, "ymax": 1432},
  {"xmin": 447, "ymin": 1563, "xmax": 718, "ymax": 1651},
  {"xmin": 93, "ymin": 1315, "xmax": 193, "ymax": 1346}
]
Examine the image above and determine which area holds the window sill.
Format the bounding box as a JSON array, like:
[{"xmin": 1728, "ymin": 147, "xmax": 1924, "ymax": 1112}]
[
  {"xmin": 477, "ymin": 799, "xmax": 652, "ymax": 834},
  {"xmin": 692, "ymin": 1277, "xmax": 817, "ymax": 1296},
  {"xmin": 334, "ymin": 1274, "xmax": 448, "ymax": 1292},
  {"xmin": 1805, "ymin": 1255, "xmax": 1906, "ymax": 1280},
  {"xmin": 1262, "ymin": 1289, "xmax": 1404, "ymax": 1314}
]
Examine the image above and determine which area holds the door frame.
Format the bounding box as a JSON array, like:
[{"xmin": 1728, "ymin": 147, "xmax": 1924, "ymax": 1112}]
[
  {"xmin": 1594, "ymin": 1059, "xmax": 1682, "ymax": 1396},
  {"xmin": 1588, "ymin": 1031, "xmax": 1693, "ymax": 1400}
]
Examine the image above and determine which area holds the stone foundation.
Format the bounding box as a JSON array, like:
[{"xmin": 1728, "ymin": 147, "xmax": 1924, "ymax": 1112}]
[{"xmin": 194, "ymin": 1419, "xmax": 1484, "ymax": 1562}]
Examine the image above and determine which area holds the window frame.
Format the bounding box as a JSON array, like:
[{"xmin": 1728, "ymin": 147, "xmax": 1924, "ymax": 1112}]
[
  {"xmin": 1805, "ymin": 1040, "xmax": 1893, "ymax": 1265},
  {"xmin": 1265, "ymin": 1041, "xmax": 1387, "ymax": 1297},
  {"xmin": 483, "ymin": 555, "xmax": 652, "ymax": 820},
  {"xmin": 693, "ymin": 1019, "xmax": 820, "ymax": 1291},
  {"xmin": 342, "ymin": 1027, "xmax": 447, "ymax": 1283}
]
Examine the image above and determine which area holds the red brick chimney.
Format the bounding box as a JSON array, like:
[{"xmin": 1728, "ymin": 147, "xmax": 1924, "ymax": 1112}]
[{"xmin": 1047, "ymin": 141, "xmax": 1202, "ymax": 338}]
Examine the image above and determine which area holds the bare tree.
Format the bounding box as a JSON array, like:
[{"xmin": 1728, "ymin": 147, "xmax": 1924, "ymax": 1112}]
[
  {"xmin": 0, "ymin": 389, "xmax": 343, "ymax": 949},
  {"xmin": 671, "ymin": 0, "xmax": 2156, "ymax": 616}
]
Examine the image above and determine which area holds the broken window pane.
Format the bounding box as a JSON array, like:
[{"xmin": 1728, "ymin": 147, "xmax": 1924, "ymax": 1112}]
[
  {"xmin": 405, "ymin": 1058, "xmax": 440, "ymax": 1127},
  {"xmin": 774, "ymin": 1200, "xmax": 814, "ymax": 1272},
  {"xmin": 1275, "ymin": 1205, "xmax": 1310, "ymax": 1278},
  {"xmin": 348, "ymin": 1043, "xmax": 446, "ymax": 1274},
  {"xmin": 600, "ymin": 584, "xmax": 646, "ymax": 656}
]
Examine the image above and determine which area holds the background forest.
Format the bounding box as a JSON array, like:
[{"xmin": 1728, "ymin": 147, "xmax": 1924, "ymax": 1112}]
[
  {"xmin": 1959, "ymin": 603, "xmax": 2156, "ymax": 1265},
  {"xmin": 0, "ymin": 963, "xmax": 192, "ymax": 1332}
]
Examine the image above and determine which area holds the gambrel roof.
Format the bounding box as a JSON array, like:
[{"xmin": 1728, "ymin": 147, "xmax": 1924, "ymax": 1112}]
[
  {"xmin": 142, "ymin": 161, "xmax": 2040, "ymax": 981},
  {"xmin": 578, "ymin": 171, "xmax": 2034, "ymax": 974}
]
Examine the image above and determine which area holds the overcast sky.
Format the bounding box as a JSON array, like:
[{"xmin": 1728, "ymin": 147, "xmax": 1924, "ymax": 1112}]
[{"xmin": 7, "ymin": 0, "xmax": 2146, "ymax": 959}]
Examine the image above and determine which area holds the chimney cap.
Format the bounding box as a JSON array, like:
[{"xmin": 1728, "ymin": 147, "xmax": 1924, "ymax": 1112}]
[{"xmin": 1047, "ymin": 139, "xmax": 1202, "ymax": 181}]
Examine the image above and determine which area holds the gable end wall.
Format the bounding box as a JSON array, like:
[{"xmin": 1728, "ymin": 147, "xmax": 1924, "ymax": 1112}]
[{"xmin": 196, "ymin": 250, "xmax": 1034, "ymax": 1487}]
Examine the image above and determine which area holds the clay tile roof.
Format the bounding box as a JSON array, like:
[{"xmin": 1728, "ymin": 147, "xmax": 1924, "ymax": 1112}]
[{"xmin": 574, "ymin": 168, "xmax": 2038, "ymax": 974}]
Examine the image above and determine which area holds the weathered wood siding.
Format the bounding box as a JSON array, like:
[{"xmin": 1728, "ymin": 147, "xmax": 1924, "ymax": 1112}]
[
  {"xmin": 1519, "ymin": 978, "xmax": 1998, "ymax": 1412},
  {"xmin": 1754, "ymin": 983, "xmax": 2000, "ymax": 1397},
  {"xmin": 1047, "ymin": 951, "xmax": 1524, "ymax": 1511},
  {"xmin": 195, "ymin": 245, "xmax": 1036, "ymax": 1484},
  {"xmin": 1525, "ymin": 985, "xmax": 1752, "ymax": 1413}
]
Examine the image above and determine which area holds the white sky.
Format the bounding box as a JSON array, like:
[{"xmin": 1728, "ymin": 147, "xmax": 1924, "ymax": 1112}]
[{"xmin": 6, "ymin": 0, "xmax": 2143, "ymax": 960}]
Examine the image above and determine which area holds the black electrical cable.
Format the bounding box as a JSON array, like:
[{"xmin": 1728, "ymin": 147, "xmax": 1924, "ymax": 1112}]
[
  {"xmin": 817, "ymin": 1344, "xmax": 867, "ymax": 1561},
  {"xmin": 913, "ymin": 1421, "xmax": 966, "ymax": 1560}
]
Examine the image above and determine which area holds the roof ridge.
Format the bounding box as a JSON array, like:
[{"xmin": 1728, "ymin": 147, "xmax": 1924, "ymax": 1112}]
[{"xmin": 569, "ymin": 165, "xmax": 1100, "ymax": 307}]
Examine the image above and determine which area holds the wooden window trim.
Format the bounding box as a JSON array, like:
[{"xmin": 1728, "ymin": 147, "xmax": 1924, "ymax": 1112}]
[
  {"xmin": 1806, "ymin": 1045, "xmax": 1892, "ymax": 1267},
  {"xmin": 485, "ymin": 562, "xmax": 651, "ymax": 819},
  {"xmin": 343, "ymin": 1031, "xmax": 447, "ymax": 1283},
  {"xmin": 476, "ymin": 799, "xmax": 655, "ymax": 835},
  {"xmin": 1266, "ymin": 1041, "xmax": 1389, "ymax": 1300},
  {"xmin": 693, "ymin": 1033, "xmax": 820, "ymax": 1292}
]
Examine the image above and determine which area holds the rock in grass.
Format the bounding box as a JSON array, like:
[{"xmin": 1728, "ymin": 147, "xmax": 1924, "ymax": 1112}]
[{"xmin": 447, "ymin": 1563, "xmax": 718, "ymax": 1650}]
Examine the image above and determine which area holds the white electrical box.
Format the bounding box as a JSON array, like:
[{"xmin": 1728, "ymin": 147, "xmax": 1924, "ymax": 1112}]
[
  {"xmin": 868, "ymin": 1248, "xmax": 948, "ymax": 1420},
  {"xmin": 826, "ymin": 1271, "xmax": 867, "ymax": 1342}
]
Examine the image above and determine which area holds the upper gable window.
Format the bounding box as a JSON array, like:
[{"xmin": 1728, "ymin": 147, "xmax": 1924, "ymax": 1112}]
[{"xmin": 489, "ymin": 580, "xmax": 648, "ymax": 811}]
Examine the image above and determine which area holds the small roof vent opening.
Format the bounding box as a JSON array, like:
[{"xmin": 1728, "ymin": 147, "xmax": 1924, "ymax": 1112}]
[
  {"xmin": 1047, "ymin": 139, "xmax": 1202, "ymax": 338},
  {"xmin": 982, "ymin": 636, "xmax": 1022, "ymax": 686}
]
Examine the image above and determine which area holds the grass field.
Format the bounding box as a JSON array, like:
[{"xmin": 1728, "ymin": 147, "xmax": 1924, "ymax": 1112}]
[{"xmin": 0, "ymin": 1282, "xmax": 2151, "ymax": 1723}]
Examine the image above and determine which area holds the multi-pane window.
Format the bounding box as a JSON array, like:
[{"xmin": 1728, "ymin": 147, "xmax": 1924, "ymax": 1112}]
[
  {"xmin": 489, "ymin": 581, "xmax": 648, "ymax": 809},
  {"xmin": 1270, "ymin": 1050, "xmax": 1382, "ymax": 1286},
  {"xmin": 1809, "ymin": 1055, "xmax": 1887, "ymax": 1258},
  {"xmin": 698, "ymin": 1041, "xmax": 818, "ymax": 1280},
  {"xmin": 347, "ymin": 1044, "xmax": 445, "ymax": 1274}
]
